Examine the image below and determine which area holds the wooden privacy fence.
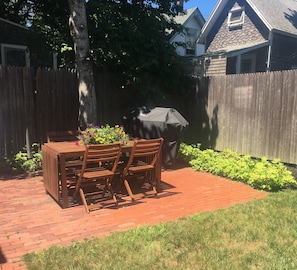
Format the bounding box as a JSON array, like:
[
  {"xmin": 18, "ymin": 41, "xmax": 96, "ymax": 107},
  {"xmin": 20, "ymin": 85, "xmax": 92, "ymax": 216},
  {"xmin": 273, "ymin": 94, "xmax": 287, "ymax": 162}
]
[
  {"xmin": 0, "ymin": 66, "xmax": 130, "ymax": 158},
  {"xmin": 0, "ymin": 66, "xmax": 79, "ymax": 158},
  {"xmin": 1, "ymin": 65, "xmax": 297, "ymax": 166},
  {"xmin": 188, "ymin": 70, "xmax": 297, "ymax": 165}
]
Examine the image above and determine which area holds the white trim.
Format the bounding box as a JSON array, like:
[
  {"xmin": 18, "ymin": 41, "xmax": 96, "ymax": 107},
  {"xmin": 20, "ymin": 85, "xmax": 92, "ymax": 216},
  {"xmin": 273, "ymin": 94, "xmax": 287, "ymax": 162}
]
[
  {"xmin": 228, "ymin": 6, "xmax": 245, "ymax": 28},
  {"xmin": 246, "ymin": 0, "xmax": 273, "ymax": 31},
  {"xmin": 198, "ymin": 0, "xmax": 228, "ymax": 43},
  {"xmin": 266, "ymin": 32, "xmax": 273, "ymax": 71},
  {"xmin": 1, "ymin": 43, "xmax": 30, "ymax": 67},
  {"xmin": 185, "ymin": 28, "xmax": 197, "ymax": 55}
]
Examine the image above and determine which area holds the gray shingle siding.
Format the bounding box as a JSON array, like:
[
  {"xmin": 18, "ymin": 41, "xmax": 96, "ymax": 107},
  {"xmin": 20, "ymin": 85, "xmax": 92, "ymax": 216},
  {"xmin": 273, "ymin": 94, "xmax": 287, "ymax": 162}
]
[
  {"xmin": 207, "ymin": 1, "xmax": 268, "ymax": 53},
  {"xmin": 0, "ymin": 19, "xmax": 28, "ymax": 45}
]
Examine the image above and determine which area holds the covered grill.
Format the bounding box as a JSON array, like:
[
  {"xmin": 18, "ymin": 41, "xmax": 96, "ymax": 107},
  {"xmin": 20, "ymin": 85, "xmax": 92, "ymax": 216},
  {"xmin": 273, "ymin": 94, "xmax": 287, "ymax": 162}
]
[{"xmin": 123, "ymin": 107, "xmax": 189, "ymax": 166}]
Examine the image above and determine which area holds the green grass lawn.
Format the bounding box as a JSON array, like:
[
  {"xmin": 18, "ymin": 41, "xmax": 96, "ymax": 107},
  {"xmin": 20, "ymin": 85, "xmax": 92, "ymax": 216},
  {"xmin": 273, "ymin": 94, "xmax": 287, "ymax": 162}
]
[{"xmin": 24, "ymin": 190, "xmax": 297, "ymax": 270}]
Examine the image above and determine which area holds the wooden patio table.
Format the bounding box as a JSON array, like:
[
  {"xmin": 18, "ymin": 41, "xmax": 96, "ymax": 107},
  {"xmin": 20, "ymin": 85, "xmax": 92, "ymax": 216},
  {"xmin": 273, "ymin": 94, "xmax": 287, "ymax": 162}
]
[{"xmin": 42, "ymin": 141, "xmax": 162, "ymax": 208}]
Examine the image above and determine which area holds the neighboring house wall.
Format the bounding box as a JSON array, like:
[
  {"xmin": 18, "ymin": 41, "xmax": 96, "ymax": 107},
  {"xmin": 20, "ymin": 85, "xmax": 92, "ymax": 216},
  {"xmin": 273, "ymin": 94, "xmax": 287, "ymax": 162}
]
[
  {"xmin": 199, "ymin": 0, "xmax": 297, "ymax": 76},
  {"xmin": 204, "ymin": 55, "xmax": 227, "ymax": 76},
  {"xmin": 206, "ymin": 2, "xmax": 268, "ymax": 53},
  {"xmin": 204, "ymin": 0, "xmax": 270, "ymax": 76},
  {"xmin": 226, "ymin": 46, "xmax": 268, "ymax": 74},
  {"xmin": 170, "ymin": 8, "xmax": 205, "ymax": 57},
  {"xmin": 0, "ymin": 19, "xmax": 28, "ymax": 45},
  {"xmin": 0, "ymin": 18, "xmax": 56, "ymax": 68},
  {"xmin": 174, "ymin": 18, "xmax": 202, "ymax": 56},
  {"xmin": 0, "ymin": 18, "xmax": 30, "ymax": 67},
  {"xmin": 270, "ymin": 33, "xmax": 297, "ymax": 71}
]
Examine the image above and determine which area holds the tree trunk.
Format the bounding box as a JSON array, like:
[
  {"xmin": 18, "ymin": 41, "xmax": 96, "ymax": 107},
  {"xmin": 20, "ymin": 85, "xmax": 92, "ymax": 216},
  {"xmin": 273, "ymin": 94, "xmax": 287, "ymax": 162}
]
[{"xmin": 68, "ymin": 0, "xmax": 97, "ymax": 128}]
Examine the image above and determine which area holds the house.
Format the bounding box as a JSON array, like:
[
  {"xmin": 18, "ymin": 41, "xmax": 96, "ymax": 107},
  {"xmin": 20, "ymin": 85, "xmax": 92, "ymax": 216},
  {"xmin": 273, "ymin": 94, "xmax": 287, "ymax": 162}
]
[
  {"xmin": 0, "ymin": 17, "xmax": 56, "ymax": 68},
  {"xmin": 169, "ymin": 7, "xmax": 206, "ymax": 57},
  {"xmin": 197, "ymin": 0, "xmax": 297, "ymax": 76},
  {"xmin": 0, "ymin": 18, "xmax": 30, "ymax": 67}
]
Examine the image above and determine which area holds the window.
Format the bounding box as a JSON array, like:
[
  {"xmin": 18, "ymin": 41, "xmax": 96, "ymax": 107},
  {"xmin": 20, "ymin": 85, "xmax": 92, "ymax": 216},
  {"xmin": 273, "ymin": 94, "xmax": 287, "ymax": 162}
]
[
  {"xmin": 241, "ymin": 54, "xmax": 256, "ymax": 73},
  {"xmin": 185, "ymin": 28, "xmax": 197, "ymax": 55},
  {"xmin": 228, "ymin": 7, "xmax": 245, "ymax": 28},
  {"xmin": 1, "ymin": 44, "xmax": 30, "ymax": 67}
]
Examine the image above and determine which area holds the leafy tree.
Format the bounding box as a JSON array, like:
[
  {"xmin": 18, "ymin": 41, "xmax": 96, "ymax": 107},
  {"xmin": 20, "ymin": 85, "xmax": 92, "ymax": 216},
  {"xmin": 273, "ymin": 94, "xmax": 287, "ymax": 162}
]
[
  {"xmin": 2, "ymin": 0, "xmax": 192, "ymax": 123},
  {"xmin": 32, "ymin": 1, "xmax": 76, "ymax": 66},
  {"xmin": 0, "ymin": 0, "xmax": 33, "ymax": 25},
  {"xmin": 2, "ymin": 0, "xmax": 97, "ymax": 126},
  {"xmin": 86, "ymin": 0, "xmax": 191, "ymax": 105}
]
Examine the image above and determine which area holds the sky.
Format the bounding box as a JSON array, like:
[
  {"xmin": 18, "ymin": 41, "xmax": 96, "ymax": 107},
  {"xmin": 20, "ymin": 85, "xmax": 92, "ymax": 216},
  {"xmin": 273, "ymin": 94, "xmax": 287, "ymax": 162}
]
[{"xmin": 184, "ymin": 0, "xmax": 218, "ymax": 19}]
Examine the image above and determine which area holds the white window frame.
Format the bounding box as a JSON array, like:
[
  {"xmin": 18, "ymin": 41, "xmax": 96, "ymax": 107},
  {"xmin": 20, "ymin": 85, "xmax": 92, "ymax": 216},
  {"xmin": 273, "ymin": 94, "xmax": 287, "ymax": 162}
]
[
  {"xmin": 185, "ymin": 28, "xmax": 197, "ymax": 55},
  {"xmin": 228, "ymin": 6, "xmax": 245, "ymax": 28},
  {"xmin": 1, "ymin": 43, "xmax": 30, "ymax": 67}
]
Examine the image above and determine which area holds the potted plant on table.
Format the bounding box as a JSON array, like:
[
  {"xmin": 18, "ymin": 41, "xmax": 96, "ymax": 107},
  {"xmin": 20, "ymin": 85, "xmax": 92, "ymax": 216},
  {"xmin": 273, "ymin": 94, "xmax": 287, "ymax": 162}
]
[{"xmin": 76, "ymin": 124, "xmax": 129, "ymax": 146}]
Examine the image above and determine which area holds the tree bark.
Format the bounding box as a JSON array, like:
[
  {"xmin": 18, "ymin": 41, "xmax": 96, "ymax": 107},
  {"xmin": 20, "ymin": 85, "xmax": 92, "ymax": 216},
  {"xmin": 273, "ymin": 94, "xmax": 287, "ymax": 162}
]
[{"xmin": 68, "ymin": 0, "xmax": 97, "ymax": 128}]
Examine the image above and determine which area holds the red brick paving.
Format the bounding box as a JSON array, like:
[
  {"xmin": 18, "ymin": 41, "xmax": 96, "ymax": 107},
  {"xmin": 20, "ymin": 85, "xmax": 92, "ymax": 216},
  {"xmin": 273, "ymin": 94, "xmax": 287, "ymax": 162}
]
[{"xmin": 0, "ymin": 166, "xmax": 267, "ymax": 269}]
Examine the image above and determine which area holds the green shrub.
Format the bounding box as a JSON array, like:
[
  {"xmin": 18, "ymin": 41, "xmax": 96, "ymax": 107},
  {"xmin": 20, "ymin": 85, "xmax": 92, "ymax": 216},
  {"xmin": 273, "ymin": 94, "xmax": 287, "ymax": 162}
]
[
  {"xmin": 14, "ymin": 143, "xmax": 42, "ymax": 172},
  {"xmin": 178, "ymin": 143, "xmax": 296, "ymax": 191},
  {"xmin": 0, "ymin": 156, "xmax": 16, "ymax": 173}
]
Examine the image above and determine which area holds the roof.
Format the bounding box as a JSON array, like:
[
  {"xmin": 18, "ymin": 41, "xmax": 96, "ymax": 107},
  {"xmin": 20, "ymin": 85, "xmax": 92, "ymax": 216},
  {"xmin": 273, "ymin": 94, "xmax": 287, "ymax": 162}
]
[
  {"xmin": 248, "ymin": 0, "xmax": 297, "ymax": 36},
  {"xmin": 174, "ymin": 7, "xmax": 204, "ymax": 25},
  {"xmin": 223, "ymin": 40, "xmax": 269, "ymax": 57},
  {"xmin": 165, "ymin": 7, "xmax": 205, "ymax": 36},
  {"xmin": 198, "ymin": 0, "xmax": 297, "ymax": 43},
  {"xmin": 0, "ymin": 17, "xmax": 28, "ymax": 30}
]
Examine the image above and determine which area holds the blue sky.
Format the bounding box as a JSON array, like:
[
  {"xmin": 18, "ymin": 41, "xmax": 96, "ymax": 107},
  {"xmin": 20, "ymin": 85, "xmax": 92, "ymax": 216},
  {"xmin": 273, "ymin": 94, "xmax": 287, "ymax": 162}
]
[{"xmin": 184, "ymin": 0, "xmax": 218, "ymax": 19}]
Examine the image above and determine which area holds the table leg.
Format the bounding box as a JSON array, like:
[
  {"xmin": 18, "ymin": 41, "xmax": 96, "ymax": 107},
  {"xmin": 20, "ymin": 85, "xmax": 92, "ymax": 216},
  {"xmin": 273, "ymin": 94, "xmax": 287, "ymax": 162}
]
[
  {"xmin": 59, "ymin": 154, "xmax": 69, "ymax": 208},
  {"xmin": 155, "ymin": 150, "xmax": 162, "ymax": 192}
]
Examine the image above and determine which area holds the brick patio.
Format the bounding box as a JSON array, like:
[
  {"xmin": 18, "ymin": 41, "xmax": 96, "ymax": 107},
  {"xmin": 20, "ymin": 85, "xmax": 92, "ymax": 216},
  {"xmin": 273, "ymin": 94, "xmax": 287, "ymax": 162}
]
[{"xmin": 0, "ymin": 166, "xmax": 267, "ymax": 270}]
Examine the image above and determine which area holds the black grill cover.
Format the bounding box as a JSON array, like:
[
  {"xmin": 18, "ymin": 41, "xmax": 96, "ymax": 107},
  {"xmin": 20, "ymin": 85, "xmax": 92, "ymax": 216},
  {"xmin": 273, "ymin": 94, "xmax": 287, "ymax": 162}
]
[{"xmin": 123, "ymin": 107, "xmax": 189, "ymax": 166}]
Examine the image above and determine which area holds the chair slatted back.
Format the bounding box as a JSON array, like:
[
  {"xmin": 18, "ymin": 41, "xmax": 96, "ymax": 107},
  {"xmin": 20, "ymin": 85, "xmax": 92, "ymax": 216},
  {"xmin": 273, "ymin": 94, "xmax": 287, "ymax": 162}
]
[
  {"xmin": 47, "ymin": 130, "xmax": 77, "ymax": 142},
  {"xmin": 75, "ymin": 142, "xmax": 122, "ymax": 213},
  {"xmin": 125, "ymin": 138, "xmax": 163, "ymax": 173},
  {"xmin": 122, "ymin": 138, "xmax": 163, "ymax": 201},
  {"xmin": 81, "ymin": 143, "xmax": 122, "ymax": 175}
]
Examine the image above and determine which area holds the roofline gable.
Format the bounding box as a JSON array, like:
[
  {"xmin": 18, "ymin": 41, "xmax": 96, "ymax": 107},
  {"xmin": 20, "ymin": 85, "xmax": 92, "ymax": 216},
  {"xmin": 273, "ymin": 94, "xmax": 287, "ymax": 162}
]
[
  {"xmin": 0, "ymin": 17, "xmax": 28, "ymax": 30},
  {"xmin": 175, "ymin": 7, "xmax": 205, "ymax": 27},
  {"xmin": 169, "ymin": 7, "xmax": 205, "ymax": 42},
  {"xmin": 198, "ymin": 0, "xmax": 273, "ymax": 44},
  {"xmin": 198, "ymin": 0, "xmax": 227, "ymax": 43},
  {"xmin": 245, "ymin": 0, "xmax": 272, "ymax": 30},
  {"xmin": 187, "ymin": 7, "xmax": 205, "ymax": 27}
]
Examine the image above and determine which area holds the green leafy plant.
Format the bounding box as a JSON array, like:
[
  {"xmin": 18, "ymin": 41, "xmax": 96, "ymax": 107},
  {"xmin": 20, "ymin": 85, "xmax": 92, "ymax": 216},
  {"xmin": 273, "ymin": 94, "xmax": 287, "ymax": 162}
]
[
  {"xmin": 178, "ymin": 143, "xmax": 296, "ymax": 191},
  {"xmin": 0, "ymin": 156, "xmax": 15, "ymax": 173},
  {"xmin": 77, "ymin": 124, "xmax": 129, "ymax": 145},
  {"xmin": 14, "ymin": 143, "xmax": 42, "ymax": 172}
]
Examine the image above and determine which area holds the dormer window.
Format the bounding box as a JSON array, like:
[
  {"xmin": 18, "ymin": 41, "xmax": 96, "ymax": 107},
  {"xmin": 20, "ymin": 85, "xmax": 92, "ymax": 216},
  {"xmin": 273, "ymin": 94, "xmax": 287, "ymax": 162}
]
[
  {"xmin": 185, "ymin": 28, "xmax": 197, "ymax": 55},
  {"xmin": 228, "ymin": 6, "xmax": 245, "ymax": 28}
]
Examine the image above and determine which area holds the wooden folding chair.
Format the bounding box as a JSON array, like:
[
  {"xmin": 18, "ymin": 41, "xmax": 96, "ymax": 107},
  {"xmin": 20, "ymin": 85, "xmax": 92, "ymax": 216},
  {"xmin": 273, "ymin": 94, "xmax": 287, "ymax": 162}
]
[
  {"xmin": 73, "ymin": 143, "xmax": 122, "ymax": 213},
  {"xmin": 47, "ymin": 130, "xmax": 77, "ymax": 143},
  {"xmin": 47, "ymin": 130, "xmax": 81, "ymax": 190},
  {"xmin": 122, "ymin": 138, "xmax": 163, "ymax": 201}
]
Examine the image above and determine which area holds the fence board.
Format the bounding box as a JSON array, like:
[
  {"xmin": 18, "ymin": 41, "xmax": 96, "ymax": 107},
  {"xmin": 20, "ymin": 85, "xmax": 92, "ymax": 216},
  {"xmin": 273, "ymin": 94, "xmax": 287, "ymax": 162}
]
[{"xmin": 191, "ymin": 69, "xmax": 297, "ymax": 164}]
